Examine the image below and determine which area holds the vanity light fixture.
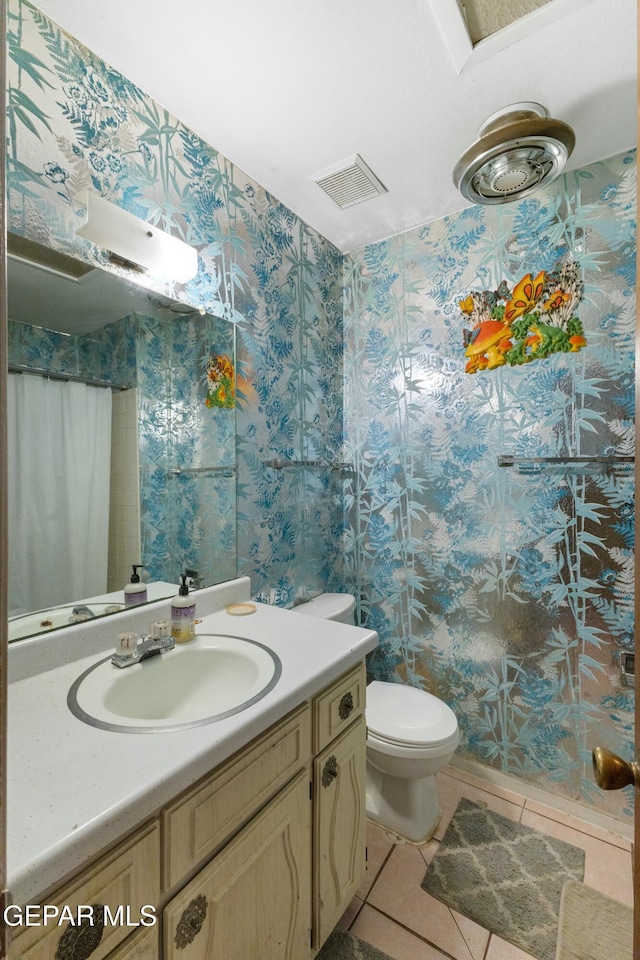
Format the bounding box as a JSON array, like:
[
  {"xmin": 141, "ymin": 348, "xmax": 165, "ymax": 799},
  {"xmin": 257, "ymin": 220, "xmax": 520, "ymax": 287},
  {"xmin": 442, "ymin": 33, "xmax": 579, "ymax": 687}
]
[{"xmin": 74, "ymin": 190, "xmax": 198, "ymax": 284}]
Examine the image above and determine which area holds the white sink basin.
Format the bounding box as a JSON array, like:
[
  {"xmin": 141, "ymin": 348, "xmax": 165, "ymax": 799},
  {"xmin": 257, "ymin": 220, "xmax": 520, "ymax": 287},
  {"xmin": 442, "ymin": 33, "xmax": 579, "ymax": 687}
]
[
  {"xmin": 9, "ymin": 603, "xmax": 124, "ymax": 642},
  {"xmin": 67, "ymin": 634, "xmax": 281, "ymax": 733}
]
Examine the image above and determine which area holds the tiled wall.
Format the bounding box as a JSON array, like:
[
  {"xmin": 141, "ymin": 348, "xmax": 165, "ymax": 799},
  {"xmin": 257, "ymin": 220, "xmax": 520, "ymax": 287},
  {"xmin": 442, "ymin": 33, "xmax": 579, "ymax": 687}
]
[{"xmin": 343, "ymin": 152, "xmax": 636, "ymax": 822}]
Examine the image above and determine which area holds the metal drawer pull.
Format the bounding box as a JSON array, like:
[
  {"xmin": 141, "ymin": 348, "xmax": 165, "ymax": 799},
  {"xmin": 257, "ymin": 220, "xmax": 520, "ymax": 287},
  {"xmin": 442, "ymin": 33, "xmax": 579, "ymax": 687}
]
[
  {"xmin": 55, "ymin": 905, "xmax": 104, "ymax": 960},
  {"xmin": 322, "ymin": 756, "xmax": 338, "ymax": 787},
  {"xmin": 338, "ymin": 692, "xmax": 354, "ymax": 720},
  {"xmin": 175, "ymin": 894, "xmax": 208, "ymax": 949}
]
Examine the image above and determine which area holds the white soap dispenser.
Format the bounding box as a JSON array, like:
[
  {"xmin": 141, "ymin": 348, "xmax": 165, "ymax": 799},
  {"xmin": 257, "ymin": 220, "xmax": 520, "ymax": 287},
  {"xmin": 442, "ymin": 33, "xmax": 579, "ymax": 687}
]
[
  {"xmin": 171, "ymin": 574, "xmax": 196, "ymax": 643},
  {"xmin": 124, "ymin": 564, "xmax": 147, "ymax": 607}
]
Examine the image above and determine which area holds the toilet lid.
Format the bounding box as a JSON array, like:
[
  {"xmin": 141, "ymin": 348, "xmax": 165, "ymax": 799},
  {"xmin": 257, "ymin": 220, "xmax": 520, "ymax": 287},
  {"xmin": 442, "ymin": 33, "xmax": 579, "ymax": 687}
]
[
  {"xmin": 293, "ymin": 593, "xmax": 355, "ymax": 620},
  {"xmin": 366, "ymin": 681, "xmax": 458, "ymax": 747}
]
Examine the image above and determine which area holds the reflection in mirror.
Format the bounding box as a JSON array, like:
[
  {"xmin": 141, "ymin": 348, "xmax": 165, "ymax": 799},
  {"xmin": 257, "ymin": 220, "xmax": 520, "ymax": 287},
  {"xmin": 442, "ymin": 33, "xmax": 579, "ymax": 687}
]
[{"xmin": 7, "ymin": 234, "xmax": 237, "ymax": 642}]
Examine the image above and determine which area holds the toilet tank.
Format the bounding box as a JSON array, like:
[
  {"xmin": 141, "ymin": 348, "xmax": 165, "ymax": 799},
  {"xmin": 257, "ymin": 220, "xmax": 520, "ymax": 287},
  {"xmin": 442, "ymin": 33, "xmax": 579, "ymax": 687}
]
[{"xmin": 293, "ymin": 593, "xmax": 356, "ymax": 624}]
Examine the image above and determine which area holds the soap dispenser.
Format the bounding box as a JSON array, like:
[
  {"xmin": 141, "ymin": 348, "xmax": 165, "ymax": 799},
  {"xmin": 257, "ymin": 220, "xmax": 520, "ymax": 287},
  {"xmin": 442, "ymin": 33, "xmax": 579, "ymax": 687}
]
[
  {"xmin": 124, "ymin": 564, "xmax": 147, "ymax": 607},
  {"xmin": 171, "ymin": 574, "xmax": 196, "ymax": 643}
]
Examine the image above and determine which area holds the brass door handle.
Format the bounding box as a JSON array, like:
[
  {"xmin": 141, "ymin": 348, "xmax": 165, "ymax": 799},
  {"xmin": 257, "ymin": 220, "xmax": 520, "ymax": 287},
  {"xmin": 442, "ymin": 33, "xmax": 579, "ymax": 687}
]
[{"xmin": 592, "ymin": 747, "xmax": 640, "ymax": 790}]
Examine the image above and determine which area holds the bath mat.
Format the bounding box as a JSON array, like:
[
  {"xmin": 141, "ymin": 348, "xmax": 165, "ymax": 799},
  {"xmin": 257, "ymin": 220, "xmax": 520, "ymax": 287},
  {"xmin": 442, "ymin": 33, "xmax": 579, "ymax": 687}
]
[
  {"xmin": 555, "ymin": 880, "xmax": 632, "ymax": 960},
  {"xmin": 421, "ymin": 798, "xmax": 585, "ymax": 960},
  {"xmin": 316, "ymin": 928, "xmax": 393, "ymax": 960}
]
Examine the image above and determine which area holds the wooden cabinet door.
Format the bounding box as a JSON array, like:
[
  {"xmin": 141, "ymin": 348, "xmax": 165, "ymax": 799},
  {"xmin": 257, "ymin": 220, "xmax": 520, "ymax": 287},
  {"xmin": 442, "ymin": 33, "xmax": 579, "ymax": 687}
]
[
  {"xmin": 106, "ymin": 924, "xmax": 158, "ymax": 960},
  {"xmin": 312, "ymin": 716, "xmax": 366, "ymax": 950},
  {"xmin": 8, "ymin": 822, "xmax": 160, "ymax": 960},
  {"xmin": 163, "ymin": 703, "xmax": 311, "ymax": 891},
  {"xmin": 163, "ymin": 771, "xmax": 311, "ymax": 960}
]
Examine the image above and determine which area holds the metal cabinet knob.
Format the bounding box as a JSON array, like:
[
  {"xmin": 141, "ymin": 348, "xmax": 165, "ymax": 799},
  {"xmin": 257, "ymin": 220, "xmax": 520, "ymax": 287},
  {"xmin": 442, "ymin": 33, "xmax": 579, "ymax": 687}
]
[
  {"xmin": 55, "ymin": 904, "xmax": 104, "ymax": 960},
  {"xmin": 174, "ymin": 895, "xmax": 208, "ymax": 948},
  {"xmin": 338, "ymin": 692, "xmax": 354, "ymax": 720},
  {"xmin": 322, "ymin": 756, "xmax": 338, "ymax": 787},
  {"xmin": 592, "ymin": 747, "xmax": 640, "ymax": 790}
]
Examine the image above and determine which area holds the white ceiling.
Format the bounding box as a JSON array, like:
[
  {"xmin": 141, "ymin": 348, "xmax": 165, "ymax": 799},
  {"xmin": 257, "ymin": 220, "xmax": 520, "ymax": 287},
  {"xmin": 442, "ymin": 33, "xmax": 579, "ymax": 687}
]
[
  {"xmin": 8, "ymin": 254, "xmax": 196, "ymax": 335},
  {"xmin": 33, "ymin": 0, "xmax": 637, "ymax": 253}
]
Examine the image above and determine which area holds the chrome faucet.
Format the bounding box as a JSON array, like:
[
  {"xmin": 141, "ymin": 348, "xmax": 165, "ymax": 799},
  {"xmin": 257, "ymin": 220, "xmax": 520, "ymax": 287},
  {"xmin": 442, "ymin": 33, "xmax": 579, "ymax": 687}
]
[
  {"xmin": 111, "ymin": 622, "xmax": 174, "ymax": 669},
  {"xmin": 70, "ymin": 604, "xmax": 96, "ymax": 622},
  {"xmin": 185, "ymin": 568, "xmax": 201, "ymax": 590}
]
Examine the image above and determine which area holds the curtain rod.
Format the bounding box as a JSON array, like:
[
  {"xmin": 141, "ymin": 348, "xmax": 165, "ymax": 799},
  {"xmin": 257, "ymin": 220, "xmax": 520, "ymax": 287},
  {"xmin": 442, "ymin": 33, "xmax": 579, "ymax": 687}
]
[{"xmin": 8, "ymin": 363, "xmax": 129, "ymax": 391}]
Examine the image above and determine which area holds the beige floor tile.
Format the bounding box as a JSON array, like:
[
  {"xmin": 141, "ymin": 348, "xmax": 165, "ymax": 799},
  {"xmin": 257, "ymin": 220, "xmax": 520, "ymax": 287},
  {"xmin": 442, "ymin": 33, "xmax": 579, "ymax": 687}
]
[
  {"xmin": 417, "ymin": 837, "xmax": 440, "ymax": 868},
  {"xmin": 367, "ymin": 841, "xmax": 490, "ymax": 960},
  {"xmin": 359, "ymin": 771, "xmax": 633, "ymax": 960},
  {"xmin": 358, "ymin": 820, "xmax": 396, "ymax": 898},
  {"xmin": 522, "ymin": 797, "xmax": 632, "ymax": 851},
  {"xmin": 520, "ymin": 809, "xmax": 634, "ymax": 907},
  {"xmin": 484, "ymin": 934, "xmax": 538, "ymax": 959},
  {"xmin": 350, "ymin": 905, "xmax": 451, "ymax": 960},
  {"xmin": 337, "ymin": 896, "xmax": 364, "ymax": 930},
  {"xmin": 434, "ymin": 772, "xmax": 523, "ymax": 841}
]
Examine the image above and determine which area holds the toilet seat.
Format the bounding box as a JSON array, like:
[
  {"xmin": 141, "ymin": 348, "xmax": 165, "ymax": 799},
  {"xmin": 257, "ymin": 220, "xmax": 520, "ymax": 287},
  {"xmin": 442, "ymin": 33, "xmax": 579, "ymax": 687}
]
[{"xmin": 366, "ymin": 681, "xmax": 458, "ymax": 748}]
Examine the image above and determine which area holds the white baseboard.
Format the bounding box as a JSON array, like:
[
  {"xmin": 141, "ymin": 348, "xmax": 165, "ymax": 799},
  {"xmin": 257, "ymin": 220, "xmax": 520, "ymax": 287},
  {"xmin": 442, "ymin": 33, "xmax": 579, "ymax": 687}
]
[{"xmin": 448, "ymin": 755, "xmax": 634, "ymax": 843}]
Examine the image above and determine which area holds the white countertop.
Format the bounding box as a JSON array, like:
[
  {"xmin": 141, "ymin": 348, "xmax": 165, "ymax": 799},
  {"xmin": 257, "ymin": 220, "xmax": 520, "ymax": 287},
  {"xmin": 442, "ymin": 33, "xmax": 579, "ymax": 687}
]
[{"xmin": 7, "ymin": 579, "xmax": 378, "ymax": 904}]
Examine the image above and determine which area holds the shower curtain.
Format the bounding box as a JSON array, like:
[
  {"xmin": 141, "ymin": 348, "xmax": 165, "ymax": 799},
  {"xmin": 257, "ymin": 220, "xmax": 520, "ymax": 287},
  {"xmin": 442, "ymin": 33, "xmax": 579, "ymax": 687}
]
[{"xmin": 8, "ymin": 374, "xmax": 113, "ymax": 616}]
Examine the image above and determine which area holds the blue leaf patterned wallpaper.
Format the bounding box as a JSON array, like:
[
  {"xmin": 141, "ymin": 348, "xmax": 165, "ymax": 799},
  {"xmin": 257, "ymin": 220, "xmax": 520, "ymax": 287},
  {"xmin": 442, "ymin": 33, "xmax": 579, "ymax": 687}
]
[
  {"xmin": 343, "ymin": 156, "xmax": 636, "ymax": 821},
  {"xmin": 7, "ymin": 0, "xmax": 635, "ymax": 821},
  {"xmin": 133, "ymin": 310, "xmax": 237, "ymax": 587},
  {"xmin": 7, "ymin": 0, "xmax": 345, "ymax": 607}
]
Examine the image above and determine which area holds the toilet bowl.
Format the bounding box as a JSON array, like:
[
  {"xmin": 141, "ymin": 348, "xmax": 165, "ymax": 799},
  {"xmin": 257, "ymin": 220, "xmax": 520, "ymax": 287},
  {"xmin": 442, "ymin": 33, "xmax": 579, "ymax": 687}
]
[{"xmin": 293, "ymin": 593, "xmax": 460, "ymax": 843}]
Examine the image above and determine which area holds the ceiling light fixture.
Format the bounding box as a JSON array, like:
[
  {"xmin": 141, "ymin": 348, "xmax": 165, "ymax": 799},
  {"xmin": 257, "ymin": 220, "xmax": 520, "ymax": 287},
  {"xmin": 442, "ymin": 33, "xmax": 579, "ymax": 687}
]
[
  {"xmin": 453, "ymin": 102, "xmax": 575, "ymax": 204},
  {"xmin": 74, "ymin": 191, "xmax": 198, "ymax": 284}
]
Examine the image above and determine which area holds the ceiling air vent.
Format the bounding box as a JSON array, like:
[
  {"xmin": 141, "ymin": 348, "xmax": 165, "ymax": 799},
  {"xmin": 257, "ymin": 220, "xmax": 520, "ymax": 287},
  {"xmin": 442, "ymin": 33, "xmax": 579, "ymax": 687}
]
[{"xmin": 314, "ymin": 154, "xmax": 387, "ymax": 209}]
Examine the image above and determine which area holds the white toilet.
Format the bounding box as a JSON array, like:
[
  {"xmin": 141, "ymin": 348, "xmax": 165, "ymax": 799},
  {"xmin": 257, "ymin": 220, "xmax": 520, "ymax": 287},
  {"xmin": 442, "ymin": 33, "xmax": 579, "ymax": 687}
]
[{"xmin": 293, "ymin": 593, "xmax": 460, "ymax": 843}]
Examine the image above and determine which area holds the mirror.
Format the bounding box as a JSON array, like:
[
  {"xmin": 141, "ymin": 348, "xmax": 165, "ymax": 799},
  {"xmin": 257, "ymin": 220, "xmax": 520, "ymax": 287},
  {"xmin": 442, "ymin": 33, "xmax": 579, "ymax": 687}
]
[{"xmin": 7, "ymin": 233, "xmax": 237, "ymax": 642}]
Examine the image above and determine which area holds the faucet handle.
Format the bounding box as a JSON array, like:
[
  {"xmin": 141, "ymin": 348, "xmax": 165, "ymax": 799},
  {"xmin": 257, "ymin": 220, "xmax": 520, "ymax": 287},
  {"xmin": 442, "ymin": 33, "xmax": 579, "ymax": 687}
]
[
  {"xmin": 115, "ymin": 632, "xmax": 138, "ymax": 659},
  {"xmin": 151, "ymin": 620, "xmax": 174, "ymax": 650}
]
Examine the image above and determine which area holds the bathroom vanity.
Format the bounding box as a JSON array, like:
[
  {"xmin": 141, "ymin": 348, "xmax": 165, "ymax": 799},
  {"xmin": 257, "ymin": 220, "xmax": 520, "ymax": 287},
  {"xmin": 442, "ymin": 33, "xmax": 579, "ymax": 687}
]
[{"xmin": 6, "ymin": 578, "xmax": 377, "ymax": 959}]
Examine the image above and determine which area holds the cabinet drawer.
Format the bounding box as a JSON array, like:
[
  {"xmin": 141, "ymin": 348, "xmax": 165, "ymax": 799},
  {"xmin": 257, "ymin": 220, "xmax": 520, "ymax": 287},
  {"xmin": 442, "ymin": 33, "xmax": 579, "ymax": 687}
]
[
  {"xmin": 9, "ymin": 821, "xmax": 160, "ymax": 960},
  {"xmin": 163, "ymin": 703, "xmax": 312, "ymax": 889},
  {"xmin": 106, "ymin": 924, "xmax": 159, "ymax": 960},
  {"xmin": 312, "ymin": 662, "xmax": 366, "ymax": 753}
]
